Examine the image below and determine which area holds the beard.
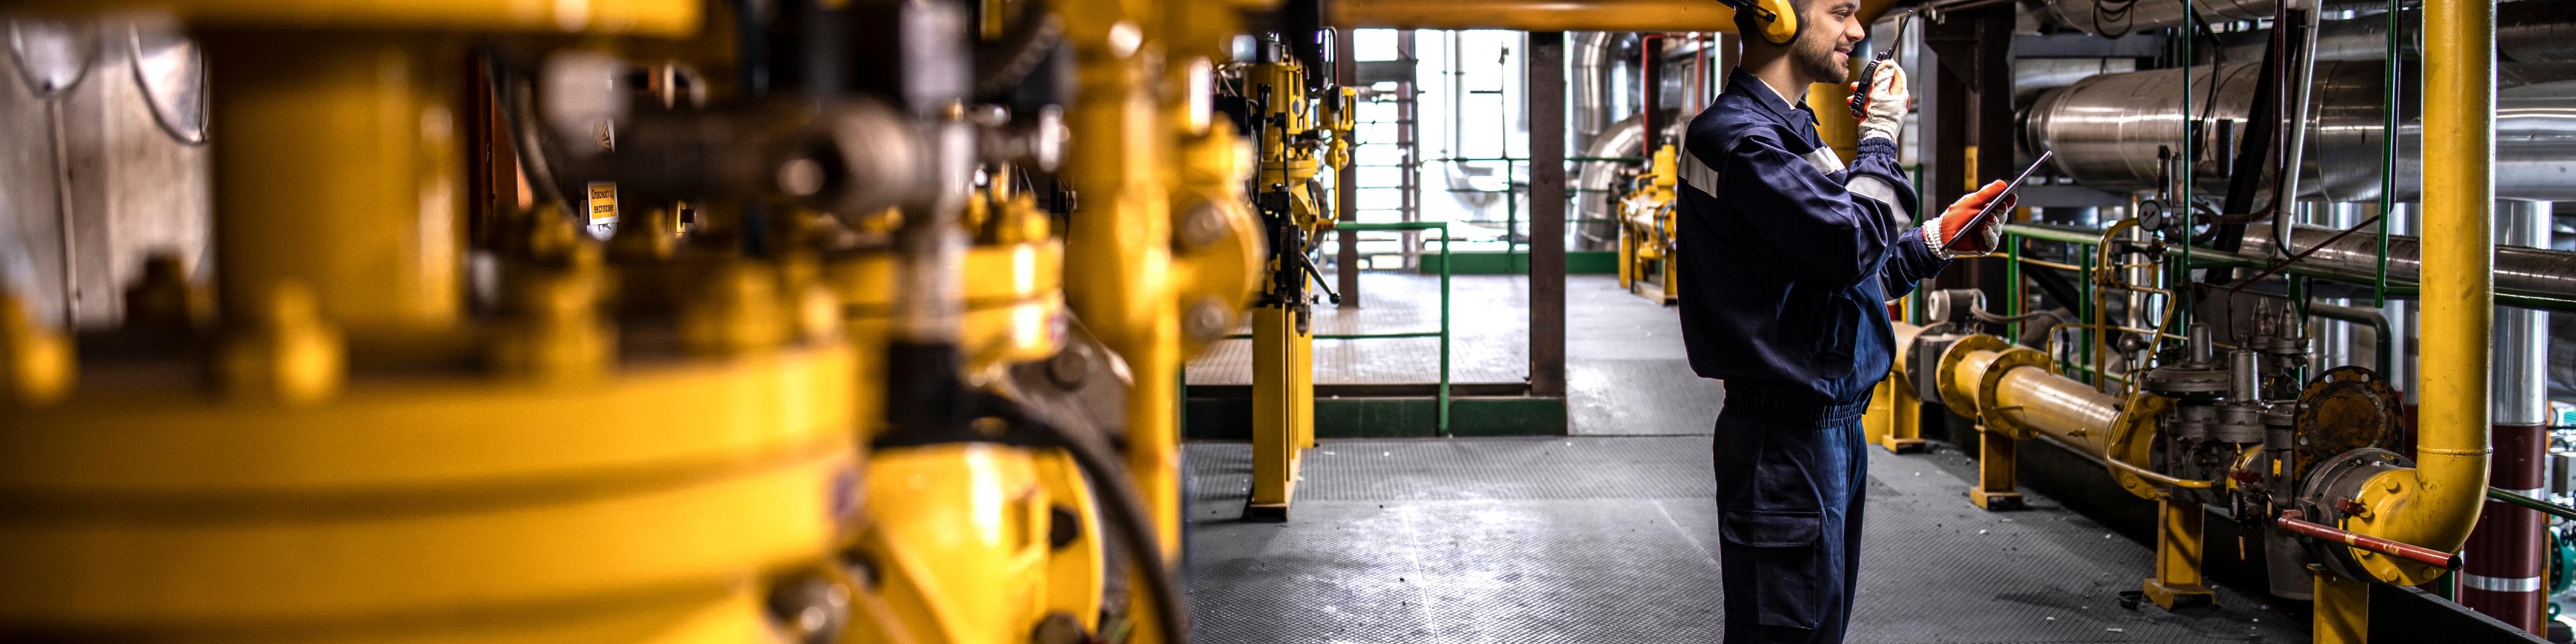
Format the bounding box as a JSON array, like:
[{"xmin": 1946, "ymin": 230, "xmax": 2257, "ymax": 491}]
[{"xmin": 1792, "ymin": 30, "xmax": 1847, "ymax": 87}]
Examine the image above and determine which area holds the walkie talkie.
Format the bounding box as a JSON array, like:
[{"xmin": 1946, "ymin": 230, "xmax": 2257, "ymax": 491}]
[{"xmin": 1846, "ymin": 10, "xmax": 1915, "ymax": 120}]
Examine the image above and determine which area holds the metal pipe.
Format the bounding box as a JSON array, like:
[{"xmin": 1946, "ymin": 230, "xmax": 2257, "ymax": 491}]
[
  {"xmin": 1992, "ymin": 365, "xmax": 2125, "ymax": 454},
  {"xmin": 1334, "ymin": 0, "xmax": 1897, "ymax": 36},
  {"xmin": 2042, "ymin": 0, "xmax": 2275, "ymax": 38},
  {"xmin": 2023, "ymin": 62, "xmax": 2576, "ymax": 201},
  {"xmin": 1576, "ymin": 115, "xmax": 1648, "ymax": 246},
  {"xmin": 2112, "ymin": 458, "xmax": 2218, "ymax": 489},
  {"xmin": 2306, "ymin": 301, "xmax": 2392, "ymax": 376},
  {"xmin": 2216, "ymin": 2, "xmax": 2576, "ymax": 64},
  {"xmin": 1938, "ymin": 338, "xmax": 2208, "ymax": 488},
  {"xmin": 2489, "ymin": 488, "xmax": 2576, "ymax": 523},
  {"xmin": 1570, "ymin": 32, "xmax": 1635, "ymax": 250},
  {"xmin": 2494, "ymin": 202, "xmax": 2553, "ymax": 427},
  {"xmin": 1570, "ymin": 32, "xmax": 1633, "ymax": 153},
  {"xmin": 2463, "ymin": 201, "xmax": 2553, "ymax": 631},
  {"xmin": 2340, "ymin": 0, "xmax": 2491, "ymax": 588},
  {"xmin": 2277, "ymin": 511, "xmax": 2467, "ymax": 571},
  {"xmin": 1333, "ymin": 0, "xmax": 1744, "ymax": 32},
  {"xmin": 2233, "ymin": 224, "xmax": 2576, "ymax": 305},
  {"xmin": 2273, "ymin": 5, "xmax": 2324, "ymax": 259}
]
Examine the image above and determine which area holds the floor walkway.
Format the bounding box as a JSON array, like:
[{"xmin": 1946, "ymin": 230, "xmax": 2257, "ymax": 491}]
[
  {"xmin": 1181, "ymin": 273, "xmax": 2307, "ymax": 643},
  {"xmin": 1183, "ymin": 436, "xmax": 2307, "ymax": 643}
]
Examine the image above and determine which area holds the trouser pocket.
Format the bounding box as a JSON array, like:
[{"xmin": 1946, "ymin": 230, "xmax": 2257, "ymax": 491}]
[{"xmin": 1719, "ymin": 506, "xmax": 1829, "ymax": 630}]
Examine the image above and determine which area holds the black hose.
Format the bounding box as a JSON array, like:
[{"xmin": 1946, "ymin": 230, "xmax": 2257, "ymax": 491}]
[{"xmin": 480, "ymin": 48, "xmax": 580, "ymax": 211}]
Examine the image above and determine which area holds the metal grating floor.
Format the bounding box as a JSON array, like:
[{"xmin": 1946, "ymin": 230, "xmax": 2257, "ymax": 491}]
[
  {"xmin": 1187, "ymin": 273, "xmax": 1725, "ymax": 436},
  {"xmin": 1183, "ymin": 437, "xmax": 2309, "ymax": 643}
]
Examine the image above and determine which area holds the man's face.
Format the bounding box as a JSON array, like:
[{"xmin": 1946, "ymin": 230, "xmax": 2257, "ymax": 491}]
[{"xmin": 1791, "ymin": 0, "xmax": 1870, "ymax": 87}]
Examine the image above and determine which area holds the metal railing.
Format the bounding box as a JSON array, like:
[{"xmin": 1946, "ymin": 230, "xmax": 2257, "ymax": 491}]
[{"xmin": 1328, "ymin": 220, "xmax": 1456, "ymax": 435}]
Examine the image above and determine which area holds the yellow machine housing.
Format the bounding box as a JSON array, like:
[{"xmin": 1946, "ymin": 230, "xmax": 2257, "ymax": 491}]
[{"xmin": 0, "ymin": 0, "xmax": 1278, "ymax": 641}]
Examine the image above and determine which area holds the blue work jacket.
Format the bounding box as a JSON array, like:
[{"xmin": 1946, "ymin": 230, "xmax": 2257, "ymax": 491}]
[{"xmin": 1674, "ymin": 70, "xmax": 1946, "ymax": 411}]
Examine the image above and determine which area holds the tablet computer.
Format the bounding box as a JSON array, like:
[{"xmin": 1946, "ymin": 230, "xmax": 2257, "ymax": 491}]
[{"xmin": 1943, "ymin": 150, "xmax": 2052, "ymax": 253}]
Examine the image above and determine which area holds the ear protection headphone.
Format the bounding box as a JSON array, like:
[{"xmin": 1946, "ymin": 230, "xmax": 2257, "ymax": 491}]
[{"xmin": 1714, "ymin": 0, "xmax": 1801, "ymax": 46}]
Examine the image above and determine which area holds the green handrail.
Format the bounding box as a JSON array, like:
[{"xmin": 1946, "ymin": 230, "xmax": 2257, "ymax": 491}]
[
  {"xmin": 2489, "ymin": 488, "xmax": 2576, "ymax": 523},
  {"xmin": 2006, "ymin": 236, "xmax": 2023, "ymax": 341},
  {"xmin": 1331, "ymin": 220, "xmax": 1455, "ymax": 435}
]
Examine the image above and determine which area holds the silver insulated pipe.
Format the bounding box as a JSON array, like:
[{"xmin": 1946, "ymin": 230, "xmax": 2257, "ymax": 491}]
[
  {"xmin": 2044, "ymin": 0, "xmax": 2276, "ymax": 38},
  {"xmin": 2235, "ymin": 223, "xmax": 2576, "ymax": 303},
  {"xmin": 2023, "ymin": 62, "xmax": 2576, "ymax": 201},
  {"xmin": 2213, "ymin": 2, "xmax": 2576, "ymax": 64},
  {"xmin": 1571, "ymin": 32, "xmax": 1638, "ymax": 250},
  {"xmin": 1576, "ymin": 115, "xmax": 1648, "ymax": 247}
]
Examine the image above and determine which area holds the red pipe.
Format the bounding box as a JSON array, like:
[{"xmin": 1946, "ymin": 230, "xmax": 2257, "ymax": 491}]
[
  {"xmin": 1641, "ymin": 33, "xmax": 1669, "ymax": 157},
  {"xmin": 2275, "ymin": 510, "xmax": 2465, "ymax": 571},
  {"xmin": 2463, "ymin": 423, "xmax": 2548, "ymax": 633}
]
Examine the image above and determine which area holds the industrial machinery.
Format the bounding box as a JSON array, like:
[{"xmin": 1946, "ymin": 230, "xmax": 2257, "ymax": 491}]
[
  {"xmin": 1215, "ymin": 31, "xmax": 1354, "ymax": 522},
  {"xmin": 1613, "ymin": 144, "xmax": 1679, "ymax": 305},
  {"xmin": 1856, "ymin": 0, "xmax": 2576, "ymax": 639},
  {"xmin": 0, "ymin": 0, "xmax": 1281, "ymax": 640}
]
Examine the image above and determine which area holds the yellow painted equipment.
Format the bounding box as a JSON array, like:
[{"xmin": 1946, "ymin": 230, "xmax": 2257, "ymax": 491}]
[
  {"xmin": 1614, "ymin": 144, "xmax": 1679, "ymax": 305},
  {"xmin": 1931, "ymin": 332, "xmax": 2217, "ymax": 608},
  {"xmin": 0, "ymin": 1, "xmax": 871, "ymax": 640},
  {"xmin": 1220, "ymin": 40, "xmax": 1354, "ymax": 523},
  {"xmin": 1862, "ymin": 321, "xmax": 1928, "ymax": 453},
  {"xmin": 0, "ymin": 0, "xmax": 1278, "ymax": 640}
]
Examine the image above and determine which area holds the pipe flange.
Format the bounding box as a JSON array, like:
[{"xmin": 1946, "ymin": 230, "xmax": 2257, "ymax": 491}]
[
  {"xmin": 1975, "ymin": 347, "xmax": 2052, "ymax": 440},
  {"xmin": 2105, "ymin": 392, "xmax": 2174, "ymax": 500},
  {"xmin": 2293, "ymin": 366, "xmax": 2406, "ymax": 484},
  {"xmin": 1935, "ymin": 334, "xmax": 2011, "ymax": 417},
  {"xmin": 2296, "ymin": 447, "xmax": 2418, "ymax": 584}
]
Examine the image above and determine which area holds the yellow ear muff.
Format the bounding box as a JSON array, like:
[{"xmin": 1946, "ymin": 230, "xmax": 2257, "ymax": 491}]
[{"xmin": 1753, "ymin": 0, "xmax": 1799, "ymax": 45}]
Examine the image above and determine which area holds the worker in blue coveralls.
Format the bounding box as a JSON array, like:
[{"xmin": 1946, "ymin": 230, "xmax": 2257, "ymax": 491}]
[{"xmin": 1676, "ymin": 1, "xmax": 2016, "ymax": 642}]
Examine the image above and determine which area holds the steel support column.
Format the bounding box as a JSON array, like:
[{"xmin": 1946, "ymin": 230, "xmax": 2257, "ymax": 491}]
[
  {"xmin": 1969, "ymin": 11, "xmax": 2016, "ymax": 303},
  {"xmin": 1921, "ymin": 15, "xmax": 1973, "ymax": 292},
  {"xmin": 1527, "ymin": 31, "xmax": 1567, "ymax": 399}
]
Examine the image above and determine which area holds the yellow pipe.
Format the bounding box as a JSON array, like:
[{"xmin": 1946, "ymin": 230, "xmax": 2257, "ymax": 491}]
[
  {"xmin": 1330, "ymin": 0, "xmax": 1896, "ymax": 33},
  {"xmin": 1332, "ymin": 0, "xmax": 1747, "ymax": 32},
  {"xmin": 2094, "ymin": 219, "xmax": 2137, "ymax": 399},
  {"xmin": 8, "ymin": 0, "xmax": 698, "ymax": 35},
  {"xmin": 1938, "ymin": 335, "xmax": 2210, "ymax": 494},
  {"xmin": 1809, "ymin": 81, "xmax": 1860, "ymax": 163},
  {"xmin": 1992, "ymin": 366, "xmax": 2121, "ymax": 453},
  {"xmin": 2341, "ymin": 0, "xmax": 2491, "ymax": 586}
]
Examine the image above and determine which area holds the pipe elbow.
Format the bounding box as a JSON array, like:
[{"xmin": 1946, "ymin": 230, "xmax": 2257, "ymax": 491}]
[{"xmin": 2346, "ymin": 451, "xmax": 2490, "ymax": 585}]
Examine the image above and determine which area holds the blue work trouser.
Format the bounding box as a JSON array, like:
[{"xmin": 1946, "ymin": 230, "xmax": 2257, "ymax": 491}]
[{"xmin": 1711, "ymin": 397, "xmax": 1868, "ymax": 644}]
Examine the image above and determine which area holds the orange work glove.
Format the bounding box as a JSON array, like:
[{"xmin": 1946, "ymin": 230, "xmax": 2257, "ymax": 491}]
[{"xmin": 1925, "ymin": 180, "xmax": 2015, "ymax": 257}]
